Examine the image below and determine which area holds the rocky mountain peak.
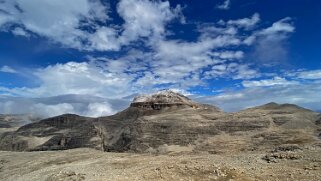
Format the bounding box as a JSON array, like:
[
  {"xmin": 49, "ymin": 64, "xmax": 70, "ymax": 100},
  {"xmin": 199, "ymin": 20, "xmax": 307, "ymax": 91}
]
[
  {"xmin": 131, "ymin": 90, "xmax": 197, "ymax": 110},
  {"xmin": 133, "ymin": 90, "xmax": 193, "ymax": 104}
]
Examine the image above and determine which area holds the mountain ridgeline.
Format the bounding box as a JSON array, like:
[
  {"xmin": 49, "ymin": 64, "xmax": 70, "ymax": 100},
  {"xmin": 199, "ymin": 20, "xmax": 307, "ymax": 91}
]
[{"xmin": 0, "ymin": 90, "xmax": 320, "ymax": 153}]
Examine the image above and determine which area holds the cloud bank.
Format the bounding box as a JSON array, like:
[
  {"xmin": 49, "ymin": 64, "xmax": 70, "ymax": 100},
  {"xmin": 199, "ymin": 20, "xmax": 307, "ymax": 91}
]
[{"xmin": 0, "ymin": 94, "xmax": 130, "ymax": 118}]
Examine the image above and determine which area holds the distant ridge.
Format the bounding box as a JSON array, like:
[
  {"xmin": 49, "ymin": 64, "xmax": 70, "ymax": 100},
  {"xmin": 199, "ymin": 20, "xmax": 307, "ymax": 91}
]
[{"xmin": 250, "ymin": 102, "xmax": 315, "ymax": 113}]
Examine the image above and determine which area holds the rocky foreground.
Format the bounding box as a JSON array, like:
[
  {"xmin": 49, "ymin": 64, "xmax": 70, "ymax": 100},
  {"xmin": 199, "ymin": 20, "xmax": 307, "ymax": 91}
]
[
  {"xmin": 0, "ymin": 90, "xmax": 321, "ymax": 180},
  {"xmin": 0, "ymin": 146, "xmax": 321, "ymax": 181}
]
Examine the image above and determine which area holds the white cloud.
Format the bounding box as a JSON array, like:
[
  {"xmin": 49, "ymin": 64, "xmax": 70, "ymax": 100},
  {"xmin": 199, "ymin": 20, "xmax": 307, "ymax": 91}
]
[
  {"xmin": 145, "ymin": 35, "xmax": 242, "ymax": 86},
  {"xmin": 0, "ymin": 0, "xmax": 110, "ymax": 50},
  {"xmin": 198, "ymin": 26, "xmax": 238, "ymax": 38},
  {"xmin": 0, "ymin": 0, "xmax": 183, "ymax": 51},
  {"xmin": 242, "ymin": 77, "xmax": 298, "ymax": 87},
  {"xmin": 117, "ymin": 0, "xmax": 181, "ymax": 45},
  {"xmin": 204, "ymin": 63, "xmax": 259, "ymax": 80},
  {"xmin": 31, "ymin": 103, "xmax": 75, "ymax": 117},
  {"xmin": 259, "ymin": 17, "xmax": 294, "ymax": 35},
  {"xmin": 33, "ymin": 61, "xmax": 135, "ymax": 97},
  {"xmin": 0, "ymin": 1, "xmax": 17, "ymax": 28},
  {"xmin": 0, "ymin": 61, "xmax": 135, "ymax": 98},
  {"xmin": 0, "ymin": 94, "xmax": 130, "ymax": 118},
  {"xmin": 227, "ymin": 13, "xmax": 260, "ymax": 29},
  {"xmin": 0, "ymin": 14, "xmax": 12, "ymax": 28},
  {"xmin": 85, "ymin": 102, "xmax": 115, "ymax": 117},
  {"xmin": 296, "ymin": 70, "xmax": 321, "ymax": 80},
  {"xmin": 87, "ymin": 0, "xmax": 184, "ymax": 51},
  {"xmin": 216, "ymin": 0, "xmax": 231, "ymax": 10},
  {"xmin": 176, "ymin": 14, "xmax": 294, "ymax": 82},
  {"xmin": 210, "ymin": 51, "xmax": 244, "ymax": 59},
  {"xmin": 166, "ymin": 88, "xmax": 193, "ymax": 96},
  {"xmin": 0, "ymin": 100, "xmax": 75, "ymax": 118},
  {"xmin": 11, "ymin": 27, "xmax": 30, "ymax": 37},
  {"xmin": 88, "ymin": 27, "xmax": 120, "ymax": 51},
  {"xmin": 245, "ymin": 17, "xmax": 294, "ymax": 45},
  {"xmin": 0, "ymin": 65, "xmax": 17, "ymax": 73},
  {"xmin": 233, "ymin": 65, "xmax": 259, "ymax": 79}
]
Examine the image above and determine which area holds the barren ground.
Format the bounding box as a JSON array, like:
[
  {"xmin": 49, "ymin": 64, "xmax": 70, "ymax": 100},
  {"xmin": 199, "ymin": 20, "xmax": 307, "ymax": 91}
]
[{"xmin": 1, "ymin": 147, "xmax": 321, "ymax": 181}]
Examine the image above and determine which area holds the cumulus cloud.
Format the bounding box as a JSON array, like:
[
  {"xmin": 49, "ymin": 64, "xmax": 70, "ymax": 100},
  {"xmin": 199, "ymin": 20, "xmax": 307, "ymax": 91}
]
[
  {"xmin": 88, "ymin": 27, "xmax": 120, "ymax": 51},
  {"xmin": 117, "ymin": 0, "xmax": 182, "ymax": 44},
  {"xmin": 0, "ymin": 0, "xmax": 183, "ymax": 51},
  {"xmin": 88, "ymin": 0, "xmax": 184, "ymax": 51},
  {"xmin": 0, "ymin": 61, "xmax": 136, "ymax": 98},
  {"xmin": 0, "ymin": 0, "xmax": 109, "ymax": 50},
  {"xmin": 85, "ymin": 102, "xmax": 115, "ymax": 117}
]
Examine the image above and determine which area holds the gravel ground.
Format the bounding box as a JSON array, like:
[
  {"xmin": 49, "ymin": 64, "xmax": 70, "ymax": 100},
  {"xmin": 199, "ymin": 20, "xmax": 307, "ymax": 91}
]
[{"xmin": 0, "ymin": 147, "xmax": 320, "ymax": 181}]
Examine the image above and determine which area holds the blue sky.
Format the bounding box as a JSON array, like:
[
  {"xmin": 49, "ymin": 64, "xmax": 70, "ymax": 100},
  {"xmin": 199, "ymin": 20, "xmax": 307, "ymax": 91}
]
[{"xmin": 0, "ymin": 0, "xmax": 321, "ymax": 117}]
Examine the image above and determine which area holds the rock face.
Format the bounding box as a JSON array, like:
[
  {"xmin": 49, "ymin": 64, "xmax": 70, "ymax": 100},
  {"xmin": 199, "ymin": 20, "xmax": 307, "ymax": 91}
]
[
  {"xmin": 130, "ymin": 90, "xmax": 198, "ymax": 110},
  {"xmin": 0, "ymin": 114, "xmax": 100, "ymax": 151},
  {"xmin": 0, "ymin": 90, "xmax": 320, "ymax": 153}
]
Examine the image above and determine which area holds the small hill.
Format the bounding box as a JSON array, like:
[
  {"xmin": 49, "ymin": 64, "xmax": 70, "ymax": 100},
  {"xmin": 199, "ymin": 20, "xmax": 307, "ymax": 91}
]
[{"xmin": 250, "ymin": 102, "xmax": 315, "ymax": 113}]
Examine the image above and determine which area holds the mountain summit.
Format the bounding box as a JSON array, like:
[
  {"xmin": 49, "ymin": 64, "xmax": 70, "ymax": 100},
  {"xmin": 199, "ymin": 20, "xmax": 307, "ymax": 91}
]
[
  {"xmin": 131, "ymin": 90, "xmax": 197, "ymax": 110},
  {"xmin": 133, "ymin": 90, "xmax": 193, "ymax": 104}
]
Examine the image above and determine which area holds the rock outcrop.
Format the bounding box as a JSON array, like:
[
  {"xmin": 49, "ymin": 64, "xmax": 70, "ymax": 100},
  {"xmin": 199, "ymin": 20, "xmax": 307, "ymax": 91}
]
[
  {"xmin": 0, "ymin": 90, "xmax": 320, "ymax": 153},
  {"xmin": 130, "ymin": 90, "xmax": 199, "ymax": 110}
]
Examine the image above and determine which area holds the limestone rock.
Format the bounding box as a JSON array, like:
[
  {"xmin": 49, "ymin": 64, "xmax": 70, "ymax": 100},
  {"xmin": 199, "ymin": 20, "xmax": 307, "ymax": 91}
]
[{"xmin": 131, "ymin": 90, "xmax": 199, "ymax": 110}]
